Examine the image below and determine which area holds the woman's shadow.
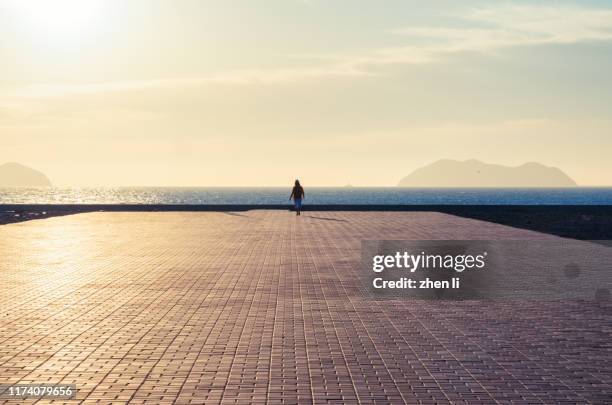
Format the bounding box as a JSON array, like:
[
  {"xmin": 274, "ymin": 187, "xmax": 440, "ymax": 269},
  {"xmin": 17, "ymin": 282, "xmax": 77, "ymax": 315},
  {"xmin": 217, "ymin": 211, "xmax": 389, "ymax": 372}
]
[{"xmin": 303, "ymin": 215, "xmax": 347, "ymax": 222}]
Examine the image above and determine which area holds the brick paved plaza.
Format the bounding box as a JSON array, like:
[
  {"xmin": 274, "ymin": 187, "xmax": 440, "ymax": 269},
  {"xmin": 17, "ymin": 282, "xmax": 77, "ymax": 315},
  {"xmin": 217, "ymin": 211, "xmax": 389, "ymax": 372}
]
[{"xmin": 0, "ymin": 211, "xmax": 610, "ymax": 404}]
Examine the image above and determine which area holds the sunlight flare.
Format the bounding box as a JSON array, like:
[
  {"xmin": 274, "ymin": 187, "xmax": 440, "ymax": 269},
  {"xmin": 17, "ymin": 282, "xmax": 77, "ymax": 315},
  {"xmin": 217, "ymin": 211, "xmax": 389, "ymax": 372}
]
[{"xmin": 4, "ymin": 0, "xmax": 105, "ymax": 38}]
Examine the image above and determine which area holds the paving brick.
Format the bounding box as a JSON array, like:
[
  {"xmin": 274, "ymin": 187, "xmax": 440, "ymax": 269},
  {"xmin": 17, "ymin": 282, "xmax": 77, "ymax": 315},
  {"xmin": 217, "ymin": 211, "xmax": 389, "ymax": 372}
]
[{"xmin": 0, "ymin": 211, "xmax": 609, "ymax": 404}]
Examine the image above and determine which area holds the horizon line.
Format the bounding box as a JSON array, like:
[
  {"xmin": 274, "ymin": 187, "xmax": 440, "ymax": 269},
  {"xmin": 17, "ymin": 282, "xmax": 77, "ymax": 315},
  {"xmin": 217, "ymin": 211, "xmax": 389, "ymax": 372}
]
[{"xmin": 6, "ymin": 185, "xmax": 612, "ymax": 189}]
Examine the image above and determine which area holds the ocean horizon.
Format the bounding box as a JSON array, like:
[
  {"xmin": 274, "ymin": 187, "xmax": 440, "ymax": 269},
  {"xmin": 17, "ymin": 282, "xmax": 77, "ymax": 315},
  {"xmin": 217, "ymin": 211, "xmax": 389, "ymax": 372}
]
[{"xmin": 1, "ymin": 186, "xmax": 611, "ymax": 205}]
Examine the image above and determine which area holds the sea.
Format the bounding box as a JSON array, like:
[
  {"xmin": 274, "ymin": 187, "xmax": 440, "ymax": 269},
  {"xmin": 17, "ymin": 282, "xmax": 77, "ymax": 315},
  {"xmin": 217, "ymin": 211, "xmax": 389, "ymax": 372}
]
[{"xmin": 1, "ymin": 187, "xmax": 611, "ymax": 205}]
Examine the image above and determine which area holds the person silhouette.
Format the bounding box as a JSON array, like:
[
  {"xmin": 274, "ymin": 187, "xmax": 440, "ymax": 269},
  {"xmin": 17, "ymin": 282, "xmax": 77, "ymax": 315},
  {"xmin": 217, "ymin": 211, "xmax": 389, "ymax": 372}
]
[{"xmin": 289, "ymin": 179, "xmax": 305, "ymax": 216}]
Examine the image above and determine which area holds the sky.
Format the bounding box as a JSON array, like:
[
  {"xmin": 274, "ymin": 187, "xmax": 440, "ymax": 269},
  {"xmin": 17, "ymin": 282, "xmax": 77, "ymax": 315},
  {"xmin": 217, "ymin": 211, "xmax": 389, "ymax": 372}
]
[{"xmin": 1, "ymin": 0, "xmax": 611, "ymax": 187}]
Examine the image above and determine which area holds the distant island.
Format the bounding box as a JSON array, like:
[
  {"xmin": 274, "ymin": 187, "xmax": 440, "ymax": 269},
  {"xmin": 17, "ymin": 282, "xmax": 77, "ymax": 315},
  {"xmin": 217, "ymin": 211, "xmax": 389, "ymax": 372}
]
[
  {"xmin": 0, "ymin": 162, "xmax": 52, "ymax": 187},
  {"xmin": 398, "ymin": 159, "xmax": 577, "ymax": 187}
]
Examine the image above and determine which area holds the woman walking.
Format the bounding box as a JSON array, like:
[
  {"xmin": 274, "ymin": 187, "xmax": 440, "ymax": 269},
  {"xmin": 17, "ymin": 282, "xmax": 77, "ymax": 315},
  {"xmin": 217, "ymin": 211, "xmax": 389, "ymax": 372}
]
[{"xmin": 289, "ymin": 179, "xmax": 305, "ymax": 216}]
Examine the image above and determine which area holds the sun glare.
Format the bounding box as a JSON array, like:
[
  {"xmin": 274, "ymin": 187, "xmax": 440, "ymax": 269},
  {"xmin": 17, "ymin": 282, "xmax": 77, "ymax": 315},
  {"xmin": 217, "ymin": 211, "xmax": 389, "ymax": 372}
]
[{"xmin": 5, "ymin": 0, "xmax": 105, "ymax": 38}]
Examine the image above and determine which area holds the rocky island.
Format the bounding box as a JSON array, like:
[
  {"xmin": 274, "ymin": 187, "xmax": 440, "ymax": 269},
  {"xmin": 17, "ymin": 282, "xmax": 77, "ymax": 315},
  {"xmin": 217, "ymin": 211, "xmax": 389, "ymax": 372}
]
[{"xmin": 398, "ymin": 159, "xmax": 577, "ymax": 187}]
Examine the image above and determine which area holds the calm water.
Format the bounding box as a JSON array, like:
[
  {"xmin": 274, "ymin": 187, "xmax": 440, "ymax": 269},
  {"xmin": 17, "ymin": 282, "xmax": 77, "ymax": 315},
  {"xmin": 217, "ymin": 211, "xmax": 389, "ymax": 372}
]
[{"xmin": 1, "ymin": 187, "xmax": 611, "ymax": 205}]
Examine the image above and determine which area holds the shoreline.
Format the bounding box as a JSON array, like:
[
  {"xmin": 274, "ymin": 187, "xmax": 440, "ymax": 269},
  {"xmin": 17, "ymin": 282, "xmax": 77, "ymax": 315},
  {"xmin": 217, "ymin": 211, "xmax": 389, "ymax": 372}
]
[{"xmin": 2, "ymin": 204, "xmax": 612, "ymax": 240}]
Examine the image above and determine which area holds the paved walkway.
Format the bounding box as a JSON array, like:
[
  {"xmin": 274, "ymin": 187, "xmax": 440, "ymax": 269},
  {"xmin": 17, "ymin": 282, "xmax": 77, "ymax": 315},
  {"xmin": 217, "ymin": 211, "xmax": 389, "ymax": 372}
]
[{"xmin": 0, "ymin": 211, "xmax": 610, "ymax": 404}]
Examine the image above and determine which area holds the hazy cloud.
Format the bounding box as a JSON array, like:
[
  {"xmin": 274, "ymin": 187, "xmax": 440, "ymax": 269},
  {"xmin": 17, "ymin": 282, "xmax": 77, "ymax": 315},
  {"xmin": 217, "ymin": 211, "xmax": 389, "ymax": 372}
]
[
  {"xmin": 8, "ymin": 66, "xmax": 369, "ymax": 99},
  {"xmin": 5, "ymin": 3, "xmax": 612, "ymax": 100},
  {"xmin": 324, "ymin": 4, "xmax": 612, "ymax": 72},
  {"xmin": 390, "ymin": 4, "xmax": 612, "ymax": 55}
]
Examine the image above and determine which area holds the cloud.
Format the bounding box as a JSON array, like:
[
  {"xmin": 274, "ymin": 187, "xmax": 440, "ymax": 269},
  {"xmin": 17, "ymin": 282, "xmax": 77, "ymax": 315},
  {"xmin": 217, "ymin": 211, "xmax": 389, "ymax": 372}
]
[
  {"xmin": 4, "ymin": 3, "xmax": 612, "ymax": 101},
  {"xmin": 8, "ymin": 66, "xmax": 369, "ymax": 99},
  {"xmin": 390, "ymin": 4, "xmax": 612, "ymax": 55},
  {"xmin": 258, "ymin": 4, "xmax": 612, "ymax": 79}
]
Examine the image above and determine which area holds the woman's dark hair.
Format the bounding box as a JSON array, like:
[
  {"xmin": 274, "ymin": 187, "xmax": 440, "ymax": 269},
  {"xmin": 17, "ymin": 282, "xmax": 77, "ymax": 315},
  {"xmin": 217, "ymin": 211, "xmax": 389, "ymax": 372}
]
[{"xmin": 295, "ymin": 179, "xmax": 300, "ymax": 187}]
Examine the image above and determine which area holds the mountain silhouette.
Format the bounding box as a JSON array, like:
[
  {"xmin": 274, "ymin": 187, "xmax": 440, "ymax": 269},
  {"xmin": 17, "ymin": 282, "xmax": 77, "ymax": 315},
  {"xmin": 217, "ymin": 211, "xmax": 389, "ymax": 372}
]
[
  {"xmin": 0, "ymin": 162, "xmax": 52, "ymax": 187},
  {"xmin": 398, "ymin": 159, "xmax": 576, "ymax": 187}
]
